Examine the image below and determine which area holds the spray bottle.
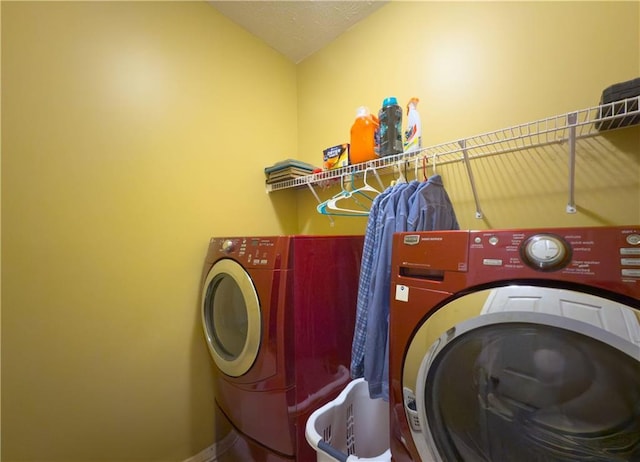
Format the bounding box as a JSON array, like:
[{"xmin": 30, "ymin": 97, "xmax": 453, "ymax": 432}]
[{"xmin": 404, "ymin": 97, "xmax": 422, "ymax": 153}]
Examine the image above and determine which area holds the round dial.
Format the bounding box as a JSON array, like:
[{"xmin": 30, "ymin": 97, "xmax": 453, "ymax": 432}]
[
  {"xmin": 626, "ymin": 234, "xmax": 640, "ymax": 246},
  {"xmin": 521, "ymin": 234, "xmax": 571, "ymax": 271},
  {"xmin": 221, "ymin": 239, "xmax": 235, "ymax": 253}
]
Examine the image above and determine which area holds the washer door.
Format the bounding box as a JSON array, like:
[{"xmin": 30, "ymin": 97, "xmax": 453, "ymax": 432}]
[
  {"xmin": 201, "ymin": 259, "xmax": 261, "ymax": 377},
  {"xmin": 406, "ymin": 287, "xmax": 640, "ymax": 461}
]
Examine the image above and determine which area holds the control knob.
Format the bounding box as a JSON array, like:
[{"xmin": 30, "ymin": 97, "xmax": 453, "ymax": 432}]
[
  {"xmin": 221, "ymin": 239, "xmax": 235, "ymax": 253},
  {"xmin": 521, "ymin": 234, "xmax": 571, "ymax": 271}
]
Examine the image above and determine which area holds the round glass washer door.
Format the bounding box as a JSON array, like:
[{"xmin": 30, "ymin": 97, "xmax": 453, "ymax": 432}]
[
  {"xmin": 415, "ymin": 311, "xmax": 640, "ymax": 462},
  {"xmin": 201, "ymin": 259, "xmax": 261, "ymax": 377}
]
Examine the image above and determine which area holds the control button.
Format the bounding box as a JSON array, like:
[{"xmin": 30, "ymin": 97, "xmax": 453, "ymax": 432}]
[
  {"xmin": 489, "ymin": 236, "xmax": 499, "ymax": 246},
  {"xmin": 474, "ymin": 237, "xmax": 482, "ymax": 244},
  {"xmin": 521, "ymin": 234, "xmax": 571, "ymax": 271},
  {"xmin": 622, "ymin": 269, "xmax": 640, "ymax": 278},
  {"xmin": 221, "ymin": 239, "xmax": 235, "ymax": 253},
  {"xmin": 626, "ymin": 234, "xmax": 640, "ymax": 245},
  {"xmin": 621, "ymin": 248, "xmax": 640, "ymax": 255},
  {"xmin": 621, "ymin": 258, "xmax": 640, "ymax": 266},
  {"xmin": 483, "ymin": 258, "xmax": 503, "ymax": 266}
]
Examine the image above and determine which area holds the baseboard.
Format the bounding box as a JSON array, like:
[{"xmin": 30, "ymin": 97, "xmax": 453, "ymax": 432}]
[{"xmin": 183, "ymin": 432, "xmax": 238, "ymax": 462}]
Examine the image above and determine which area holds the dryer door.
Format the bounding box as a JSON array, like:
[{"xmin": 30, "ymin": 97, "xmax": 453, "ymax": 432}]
[
  {"xmin": 404, "ymin": 287, "xmax": 640, "ymax": 462},
  {"xmin": 201, "ymin": 259, "xmax": 261, "ymax": 377}
]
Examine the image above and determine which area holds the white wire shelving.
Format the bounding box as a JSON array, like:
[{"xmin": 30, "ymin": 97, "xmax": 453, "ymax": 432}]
[{"xmin": 265, "ymin": 96, "xmax": 640, "ymax": 217}]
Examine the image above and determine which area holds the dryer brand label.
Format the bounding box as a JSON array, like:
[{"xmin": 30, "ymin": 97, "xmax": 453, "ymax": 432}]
[{"xmin": 403, "ymin": 235, "xmax": 420, "ymax": 245}]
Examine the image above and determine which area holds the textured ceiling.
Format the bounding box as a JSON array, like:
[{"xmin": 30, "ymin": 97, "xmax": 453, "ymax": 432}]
[{"xmin": 209, "ymin": 1, "xmax": 388, "ymax": 63}]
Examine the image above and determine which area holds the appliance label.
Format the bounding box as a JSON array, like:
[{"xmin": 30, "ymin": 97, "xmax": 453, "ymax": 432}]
[
  {"xmin": 395, "ymin": 284, "xmax": 409, "ymax": 302},
  {"xmin": 403, "ymin": 235, "xmax": 420, "ymax": 245}
]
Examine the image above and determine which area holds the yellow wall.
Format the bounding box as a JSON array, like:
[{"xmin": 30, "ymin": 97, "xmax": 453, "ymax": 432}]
[
  {"xmin": 1, "ymin": 2, "xmax": 296, "ymax": 461},
  {"xmin": 2, "ymin": 1, "xmax": 639, "ymax": 462},
  {"xmin": 296, "ymin": 1, "xmax": 640, "ymax": 234}
]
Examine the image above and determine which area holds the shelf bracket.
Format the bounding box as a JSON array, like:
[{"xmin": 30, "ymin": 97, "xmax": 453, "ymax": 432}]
[
  {"xmin": 459, "ymin": 139, "xmax": 484, "ymax": 219},
  {"xmin": 306, "ymin": 182, "xmax": 334, "ymax": 225},
  {"xmin": 566, "ymin": 112, "xmax": 578, "ymax": 214},
  {"xmin": 372, "ymin": 168, "xmax": 385, "ymax": 191}
]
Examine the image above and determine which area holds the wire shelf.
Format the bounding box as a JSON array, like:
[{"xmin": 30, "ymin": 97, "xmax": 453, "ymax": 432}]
[{"xmin": 265, "ymin": 96, "xmax": 639, "ymax": 193}]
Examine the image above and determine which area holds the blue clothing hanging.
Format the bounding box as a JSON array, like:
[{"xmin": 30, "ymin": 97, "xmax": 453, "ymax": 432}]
[{"xmin": 350, "ymin": 174, "xmax": 459, "ymax": 400}]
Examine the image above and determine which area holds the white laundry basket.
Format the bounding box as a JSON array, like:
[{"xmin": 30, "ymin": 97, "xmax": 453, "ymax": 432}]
[{"xmin": 305, "ymin": 378, "xmax": 391, "ymax": 462}]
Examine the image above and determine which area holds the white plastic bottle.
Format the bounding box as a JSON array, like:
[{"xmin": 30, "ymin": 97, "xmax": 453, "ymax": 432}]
[{"xmin": 404, "ymin": 97, "xmax": 422, "ymax": 153}]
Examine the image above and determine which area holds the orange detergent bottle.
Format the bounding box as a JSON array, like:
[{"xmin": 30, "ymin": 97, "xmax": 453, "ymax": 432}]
[{"xmin": 349, "ymin": 106, "xmax": 379, "ymax": 164}]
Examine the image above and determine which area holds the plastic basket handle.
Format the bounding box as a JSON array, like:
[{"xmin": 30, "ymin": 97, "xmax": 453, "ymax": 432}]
[{"xmin": 318, "ymin": 440, "xmax": 349, "ymax": 462}]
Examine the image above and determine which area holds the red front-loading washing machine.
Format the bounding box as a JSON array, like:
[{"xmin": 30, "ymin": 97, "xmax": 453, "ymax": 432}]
[
  {"xmin": 200, "ymin": 235, "xmax": 364, "ymax": 461},
  {"xmin": 389, "ymin": 226, "xmax": 640, "ymax": 461}
]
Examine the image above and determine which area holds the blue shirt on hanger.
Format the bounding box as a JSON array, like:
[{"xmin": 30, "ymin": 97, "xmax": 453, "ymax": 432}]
[
  {"xmin": 368, "ymin": 181, "xmax": 419, "ymax": 399},
  {"xmin": 408, "ymin": 174, "xmax": 459, "ymax": 231},
  {"xmin": 350, "ymin": 186, "xmax": 394, "ymax": 378},
  {"xmin": 362, "ymin": 181, "xmax": 406, "ymax": 397},
  {"xmin": 352, "ymin": 174, "xmax": 459, "ymax": 401}
]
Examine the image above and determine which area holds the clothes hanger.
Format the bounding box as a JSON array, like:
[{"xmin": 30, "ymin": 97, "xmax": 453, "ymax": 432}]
[
  {"xmin": 421, "ymin": 155, "xmax": 429, "ymax": 181},
  {"xmin": 317, "ymin": 201, "xmax": 369, "ymax": 216},
  {"xmin": 354, "ymin": 168, "xmax": 381, "ymax": 196},
  {"xmin": 372, "ymin": 168, "xmax": 385, "ymax": 191},
  {"xmin": 328, "ymin": 173, "xmax": 376, "ymax": 213},
  {"xmin": 414, "ymin": 156, "xmax": 428, "ymax": 181},
  {"xmin": 317, "ymin": 175, "xmax": 371, "ymax": 216},
  {"xmin": 391, "ymin": 161, "xmax": 407, "ymax": 186},
  {"xmin": 308, "ymin": 183, "xmax": 335, "ymax": 224}
]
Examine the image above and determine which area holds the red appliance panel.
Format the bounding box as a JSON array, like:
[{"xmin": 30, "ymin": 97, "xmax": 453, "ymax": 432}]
[
  {"xmin": 289, "ymin": 235, "xmax": 364, "ymax": 462},
  {"xmin": 393, "ymin": 231, "xmax": 470, "ymax": 271},
  {"xmin": 389, "ymin": 285, "xmax": 456, "ymax": 462},
  {"xmin": 390, "ymin": 231, "xmax": 473, "ymax": 462},
  {"xmin": 464, "ymin": 227, "xmax": 640, "ymax": 299},
  {"xmin": 290, "ymin": 236, "xmax": 362, "ymax": 397},
  {"xmin": 215, "ymin": 382, "xmax": 295, "ymax": 457},
  {"xmin": 213, "ymin": 402, "xmax": 294, "ymax": 462},
  {"xmin": 204, "ymin": 236, "xmax": 292, "ymax": 270}
]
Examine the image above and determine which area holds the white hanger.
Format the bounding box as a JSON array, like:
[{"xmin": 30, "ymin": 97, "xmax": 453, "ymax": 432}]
[
  {"xmin": 355, "ymin": 167, "xmax": 381, "ymax": 196},
  {"xmin": 391, "ymin": 161, "xmax": 407, "ymax": 186},
  {"xmin": 329, "ymin": 171, "xmax": 381, "ymax": 211},
  {"xmin": 317, "ymin": 174, "xmax": 372, "ymax": 216},
  {"xmin": 371, "ymin": 168, "xmax": 385, "ymax": 191}
]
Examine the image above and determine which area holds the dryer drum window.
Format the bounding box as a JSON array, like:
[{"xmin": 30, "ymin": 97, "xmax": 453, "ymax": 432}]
[
  {"xmin": 423, "ymin": 322, "xmax": 640, "ymax": 461},
  {"xmin": 204, "ymin": 274, "xmax": 248, "ymax": 359},
  {"xmin": 201, "ymin": 259, "xmax": 261, "ymax": 377}
]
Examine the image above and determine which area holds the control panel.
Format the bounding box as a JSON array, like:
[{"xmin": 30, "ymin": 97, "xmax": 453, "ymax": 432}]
[
  {"xmin": 393, "ymin": 226, "xmax": 640, "ymax": 299},
  {"xmin": 621, "ymin": 232, "xmax": 640, "ymax": 279},
  {"xmin": 472, "ymin": 227, "xmax": 640, "ymax": 296},
  {"xmin": 207, "ymin": 236, "xmax": 288, "ymax": 269}
]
